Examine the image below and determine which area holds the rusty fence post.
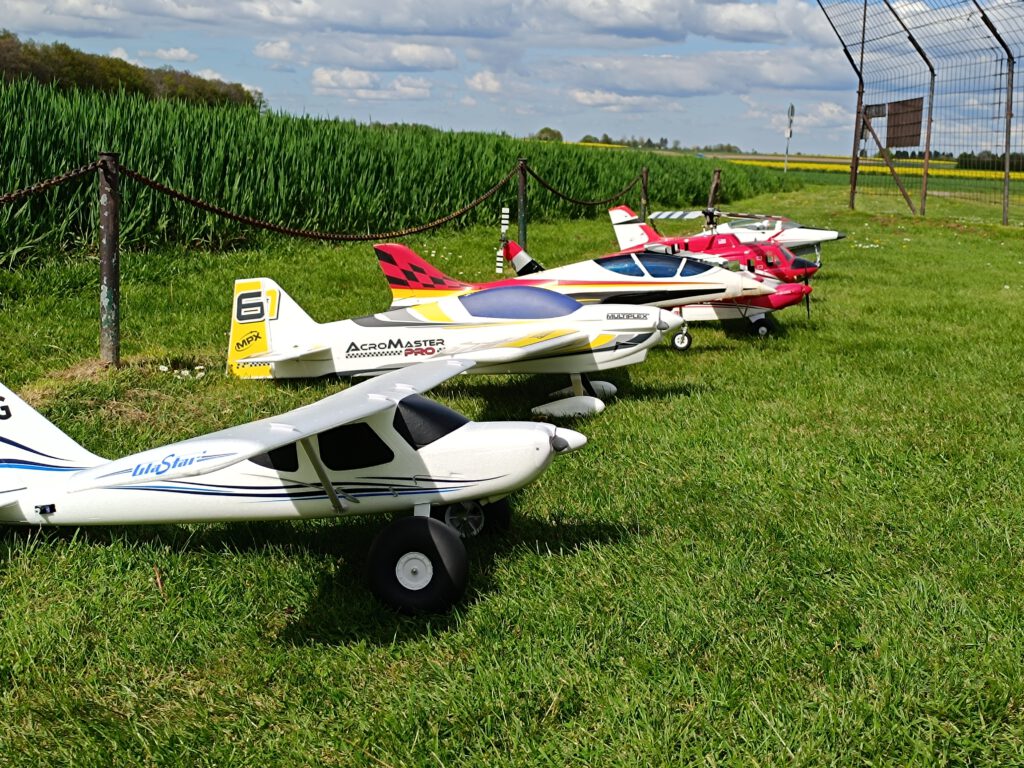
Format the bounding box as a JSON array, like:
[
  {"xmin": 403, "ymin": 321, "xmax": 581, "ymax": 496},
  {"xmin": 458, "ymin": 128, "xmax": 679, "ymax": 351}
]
[
  {"xmin": 98, "ymin": 152, "xmax": 121, "ymax": 367},
  {"xmin": 640, "ymin": 166, "xmax": 649, "ymax": 221},
  {"xmin": 517, "ymin": 157, "xmax": 528, "ymax": 251}
]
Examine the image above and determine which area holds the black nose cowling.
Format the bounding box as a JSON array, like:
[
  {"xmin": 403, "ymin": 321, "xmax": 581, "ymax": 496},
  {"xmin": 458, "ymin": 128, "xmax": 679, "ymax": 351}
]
[{"xmin": 792, "ymin": 257, "xmax": 817, "ymax": 271}]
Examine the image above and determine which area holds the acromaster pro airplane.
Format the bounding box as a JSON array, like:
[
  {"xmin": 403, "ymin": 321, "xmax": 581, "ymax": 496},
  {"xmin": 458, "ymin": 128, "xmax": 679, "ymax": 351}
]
[
  {"xmin": 228, "ymin": 279, "xmax": 683, "ymax": 417},
  {"xmin": 0, "ymin": 361, "xmax": 586, "ymax": 613}
]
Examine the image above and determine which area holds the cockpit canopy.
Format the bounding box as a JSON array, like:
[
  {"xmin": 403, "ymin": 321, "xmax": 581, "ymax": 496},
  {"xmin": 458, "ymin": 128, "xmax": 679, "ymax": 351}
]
[
  {"xmin": 595, "ymin": 252, "xmax": 715, "ymax": 279},
  {"xmin": 458, "ymin": 286, "xmax": 582, "ymax": 319}
]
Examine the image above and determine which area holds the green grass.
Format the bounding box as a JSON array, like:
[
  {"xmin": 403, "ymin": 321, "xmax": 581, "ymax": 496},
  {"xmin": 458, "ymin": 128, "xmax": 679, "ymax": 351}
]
[{"xmin": 1, "ymin": 185, "xmax": 1023, "ymax": 765}]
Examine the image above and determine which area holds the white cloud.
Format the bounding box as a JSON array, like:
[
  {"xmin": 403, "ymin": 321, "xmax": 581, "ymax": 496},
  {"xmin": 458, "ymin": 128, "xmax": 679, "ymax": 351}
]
[
  {"xmin": 313, "ymin": 67, "xmax": 379, "ymax": 90},
  {"xmin": 312, "ymin": 68, "xmax": 431, "ymax": 100},
  {"xmin": 569, "ymin": 89, "xmax": 675, "ymax": 112},
  {"xmin": 109, "ymin": 47, "xmax": 142, "ymax": 66},
  {"xmin": 145, "ymin": 46, "xmax": 198, "ymax": 62},
  {"xmin": 254, "ymin": 39, "xmax": 296, "ymax": 61},
  {"xmin": 466, "ymin": 69, "xmax": 501, "ymax": 94},
  {"xmin": 196, "ymin": 68, "xmax": 226, "ymax": 81}
]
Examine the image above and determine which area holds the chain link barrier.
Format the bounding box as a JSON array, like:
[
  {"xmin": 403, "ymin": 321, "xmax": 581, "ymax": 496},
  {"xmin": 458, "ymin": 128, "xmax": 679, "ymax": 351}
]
[
  {"xmin": 523, "ymin": 164, "xmax": 642, "ymax": 207},
  {"xmin": 0, "ymin": 161, "xmax": 101, "ymax": 206},
  {"xmin": 1, "ymin": 158, "xmax": 643, "ymax": 240},
  {"xmin": 120, "ymin": 164, "xmax": 518, "ymax": 242}
]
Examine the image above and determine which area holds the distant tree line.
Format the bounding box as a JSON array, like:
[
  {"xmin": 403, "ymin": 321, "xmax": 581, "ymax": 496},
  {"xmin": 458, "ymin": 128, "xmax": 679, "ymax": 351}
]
[
  {"xmin": 0, "ymin": 30, "xmax": 262, "ymax": 108},
  {"xmin": 868, "ymin": 148, "xmax": 1022, "ymax": 171}
]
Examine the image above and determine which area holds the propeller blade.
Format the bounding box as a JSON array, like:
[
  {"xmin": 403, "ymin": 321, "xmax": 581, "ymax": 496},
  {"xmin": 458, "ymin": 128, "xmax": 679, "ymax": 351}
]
[{"xmin": 804, "ymin": 275, "xmax": 811, "ymax": 320}]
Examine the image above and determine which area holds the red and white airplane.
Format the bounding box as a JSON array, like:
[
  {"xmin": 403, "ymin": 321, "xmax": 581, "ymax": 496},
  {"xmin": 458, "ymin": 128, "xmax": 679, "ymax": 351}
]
[
  {"xmin": 609, "ymin": 206, "xmax": 820, "ymax": 284},
  {"xmin": 605, "ymin": 206, "xmax": 814, "ymax": 346},
  {"xmin": 648, "ymin": 208, "xmax": 844, "ymax": 258}
]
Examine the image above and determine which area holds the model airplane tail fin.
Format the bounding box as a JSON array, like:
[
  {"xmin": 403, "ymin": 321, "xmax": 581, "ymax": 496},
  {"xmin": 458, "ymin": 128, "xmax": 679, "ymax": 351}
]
[
  {"xmin": 0, "ymin": 382, "xmax": 103, "ymax": 470},
  {"xmin": 227, "ymin": 278, "xmax": 319, "ymax": 378},
  {"xmin": 503, "ymin": 241, "xmax": 546, "ymax": 276},
  {"xmin": 373, "ymin": 244, "xmax": 475, "ymax": 308},
  {"xmin": 608, "ymin": 205, "xmax": 662, "ymax": 250}
]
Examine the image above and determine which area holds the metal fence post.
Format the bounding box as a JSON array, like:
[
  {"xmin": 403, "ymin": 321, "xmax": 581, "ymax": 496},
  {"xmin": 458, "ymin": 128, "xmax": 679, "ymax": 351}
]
[
  {"xmin": 98, "ymin": 153, "xmax": 121, "ymax": 367},
  {"xmin": 517, "ymin": 157, "xmax": 528, "ymax": 250},
  {"xmin": 640, "ymin": 167, "xmax": 649, "ymax": 221}
]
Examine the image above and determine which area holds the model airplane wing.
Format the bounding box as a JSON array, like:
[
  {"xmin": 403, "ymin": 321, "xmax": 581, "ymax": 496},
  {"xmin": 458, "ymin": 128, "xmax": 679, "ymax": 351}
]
[
  {"xmin": 441, "ymin": 329, "xmax": 591, "ymax": 364},
  {"xmin": 67, "ymin": 359, "xmax": 475, "ymax": 492}
]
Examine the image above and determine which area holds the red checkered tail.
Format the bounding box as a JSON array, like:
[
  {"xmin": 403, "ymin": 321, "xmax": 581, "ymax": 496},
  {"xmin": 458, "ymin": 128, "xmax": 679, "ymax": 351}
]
[{"xmin": 374, "ymin": 244, "xmax": 475, "ymax": 308}]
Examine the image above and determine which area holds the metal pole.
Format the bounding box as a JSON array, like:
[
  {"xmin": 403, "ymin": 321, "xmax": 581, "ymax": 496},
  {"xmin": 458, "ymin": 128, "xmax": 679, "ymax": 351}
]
[
  {"xmin": 850, "ymin": 0, "xmax": 868, "ymax": 210},
  {"xmin": 883, "ymin": 0, "xmax": 935, "ymax": 216},
  {"xmin": 517, "ymin": 157, "xmax": 528, "ymax": 250},
  {"xmin": 973, "ymin": 0, "xmax": 1015, "ymax": 225},
  {"xmin": 640, "ymin": 166, "xmax": 649, "ymax": 221},
  {"xmin": 98, "ymin": 152, "xmax": 120, "ymax": 367}
]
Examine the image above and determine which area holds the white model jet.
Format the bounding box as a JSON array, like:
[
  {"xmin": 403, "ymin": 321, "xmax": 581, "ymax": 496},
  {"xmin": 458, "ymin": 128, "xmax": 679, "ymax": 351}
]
[
  {"xmin": 650, "ymin": 209, "xmax": 844, "ymax": 257},
  {"xmin": 0, "ymin": 361, "xmax": 586, "ymax": 613},
  {"xmin": 228, "ymin": 279, "xmax": 683, "ymax": 418}
]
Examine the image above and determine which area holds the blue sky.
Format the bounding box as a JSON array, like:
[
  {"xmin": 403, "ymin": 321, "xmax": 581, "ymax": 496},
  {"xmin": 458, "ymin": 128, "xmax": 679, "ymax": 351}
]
[{"xmin": 7, "ymin": 0, "xmax": 861, "ymax": 153}]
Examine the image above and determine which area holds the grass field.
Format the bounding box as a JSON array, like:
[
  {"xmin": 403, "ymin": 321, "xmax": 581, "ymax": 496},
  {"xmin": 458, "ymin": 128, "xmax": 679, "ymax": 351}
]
[{"xmin": 1, "ymin": 186, "xmax": 1023, "ymax": 765}]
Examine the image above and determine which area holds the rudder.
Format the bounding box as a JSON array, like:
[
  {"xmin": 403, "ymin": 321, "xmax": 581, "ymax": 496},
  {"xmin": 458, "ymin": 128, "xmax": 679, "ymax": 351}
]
[
  {"xmin": 374, "ymin": 244, "xmax": 473, "ymax": 307},
  {"xmin": 227, "ymin": 278, "xmax": 318, "ymax": 378}
]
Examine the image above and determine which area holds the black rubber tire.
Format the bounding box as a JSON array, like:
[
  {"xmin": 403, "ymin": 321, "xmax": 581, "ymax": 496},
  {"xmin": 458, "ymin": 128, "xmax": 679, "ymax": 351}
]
[
  {"xmin": 367, "ymin": 516, "xmax": 468, "ymax": 614},
  {"xmin": 671, "ymin": 331, "xmax": 692, "ymax": 351},
  {"xmin": 752, "ymin": 319, "xmax": 771, "ymax": 337},
  {"xmin": 432, "ymin": 497, "xmax": 511, "ymax": 537}
]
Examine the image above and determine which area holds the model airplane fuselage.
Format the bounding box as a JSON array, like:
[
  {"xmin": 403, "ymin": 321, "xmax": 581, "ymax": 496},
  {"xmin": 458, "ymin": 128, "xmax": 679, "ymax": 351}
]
[
  {"xmin": 649, "ymin": 210, "xmax": 844, "ymax": 257},
  {"xmin": 374, "ymin": 243, "xmax": 771, "ymax": 310},
  {"xmin": 0, "ymin": 361, "xmax": 586, "ymax": 612},
  {"xmin": 228, "ymin": 280, "xmax": 679, "ymax": 380}
]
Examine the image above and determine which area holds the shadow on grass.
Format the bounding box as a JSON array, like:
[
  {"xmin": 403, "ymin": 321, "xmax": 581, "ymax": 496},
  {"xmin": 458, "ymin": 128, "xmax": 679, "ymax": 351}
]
[
  {"xmin": 1, "ymin": 512, "xmax": 640, "ymax": 647},
  {"xmin": 279, "ymin": 513, "xmax": 640, "ymax": 647}
]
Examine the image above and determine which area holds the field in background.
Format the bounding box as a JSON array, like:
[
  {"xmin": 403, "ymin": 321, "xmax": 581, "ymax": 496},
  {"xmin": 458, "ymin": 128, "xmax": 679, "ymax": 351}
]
[
  {"xmin": 0, "ymin": 79, "xmax": 792, "ymax": 262},
  {"xmin": 1, "ymin": 186, "xmax": 1022, "ymax": 765}
]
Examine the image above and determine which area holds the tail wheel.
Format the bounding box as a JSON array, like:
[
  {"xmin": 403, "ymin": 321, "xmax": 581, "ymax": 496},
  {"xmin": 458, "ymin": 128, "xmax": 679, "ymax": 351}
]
[
  {"xmin": 432, "ymin": 498, "xmax": 511, "ymax": 538},
  {"xmin": 670, "ymin": 331, "xmax": 692, "ymax": 352},
  {"xmin": 368, "ymin": 516, "xmax": 468, "ymax": 614}
]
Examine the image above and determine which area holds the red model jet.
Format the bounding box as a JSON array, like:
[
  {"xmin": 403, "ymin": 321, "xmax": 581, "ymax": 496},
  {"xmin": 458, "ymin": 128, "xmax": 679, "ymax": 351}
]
[{"xmin": 609, "ymin": 205, "xmax": 820, "ymax": 284}]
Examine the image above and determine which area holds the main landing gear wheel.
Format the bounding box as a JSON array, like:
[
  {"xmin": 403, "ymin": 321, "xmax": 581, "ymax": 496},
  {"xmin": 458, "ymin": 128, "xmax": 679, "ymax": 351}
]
[
  {"xmin": 368, "ymin": 516, "xmax": 468, "ymax": 614},
  {"xmin": 671, "ymin": 331, "xmax": 692, "ymax": 352},
  {"xmin": 751, "ymin": 319, "xmax": 771, "ymax": 337},
  {"xmin": 432, "ymin": 498, "xmax": 511, "ymax": 538}
]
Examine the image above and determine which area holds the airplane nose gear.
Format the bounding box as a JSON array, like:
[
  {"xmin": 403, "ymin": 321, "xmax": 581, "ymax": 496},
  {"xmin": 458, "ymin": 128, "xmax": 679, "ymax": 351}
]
[
  {"xmin": 368, "ymin": 516, "xmax": 468, "ymax": 613},
  {"xmin": 671, "ymin": 330, "xmax": 692, "ymax": 352},
  {"xmin": 433, "ymin": 498, "xmax": 512, "ymax": 538}
]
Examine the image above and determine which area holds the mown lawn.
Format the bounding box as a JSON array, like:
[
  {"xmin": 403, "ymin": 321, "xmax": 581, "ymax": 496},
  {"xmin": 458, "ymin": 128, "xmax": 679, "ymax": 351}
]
[{"xmin": 1, "ymin": 186, "xmax": 1022, "ymax": 765}]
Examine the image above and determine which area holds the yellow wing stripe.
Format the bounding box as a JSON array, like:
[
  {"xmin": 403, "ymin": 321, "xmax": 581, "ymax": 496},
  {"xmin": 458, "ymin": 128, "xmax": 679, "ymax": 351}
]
[{"xmin": 498, "ymin": 329, "xmax": 577, "ymax": 349}]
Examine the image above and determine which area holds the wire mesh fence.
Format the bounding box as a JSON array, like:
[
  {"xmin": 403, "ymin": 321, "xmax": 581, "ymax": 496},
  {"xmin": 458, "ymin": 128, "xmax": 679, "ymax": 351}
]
[{"xmin": 817, "ymin": 0, "xmax": 1023, "ymax": 223}]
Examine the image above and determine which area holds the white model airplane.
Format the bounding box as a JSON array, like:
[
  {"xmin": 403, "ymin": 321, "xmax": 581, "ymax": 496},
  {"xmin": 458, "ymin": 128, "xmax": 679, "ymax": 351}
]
[
  {"xmin": 0, "ymin": 361, "xmax": 586, "ymax": 613},
  {"xmin": 649, "ymin": 209, "xmax": 844, "ymax": 257},
  {"xmin": 228, "ymin": 279, "xmax": 683, "ymax": 418}
]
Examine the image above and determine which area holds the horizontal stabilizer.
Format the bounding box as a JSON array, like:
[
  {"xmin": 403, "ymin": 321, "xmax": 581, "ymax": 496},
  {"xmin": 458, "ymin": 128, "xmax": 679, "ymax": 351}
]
[
  {"xmin": 239, "ymin": 342, "xmax": 330, "ymax": 363},
  {"xmin": 68, "ymin": 359, "xmax": 475, "ymax": 492}
]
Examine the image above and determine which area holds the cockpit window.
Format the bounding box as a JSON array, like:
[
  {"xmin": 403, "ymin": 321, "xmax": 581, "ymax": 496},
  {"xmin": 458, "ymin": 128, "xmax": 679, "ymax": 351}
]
[
  {"xmin": 680, "ymin": 260, "xmax": 713, "ymax": 277},
  {"xmin": 458, "ymin": 286, "xmax": 581, "ymax": 319},
  {"xmin": 393, "ymin": 394, "xmax": 469, "ymax": 450},
  {"xmin": 595, "ymin": 254, "xmax": 644, "ymax": 277},
  {"xmin": 637, "ymin": 254, "xmax": 683, "ymax": 278},
  {"xmin": 250, "ymin": 443, "xmax": 299, "ymax": 473},
  {"xmin": 318, "ymin": 422, "xmax": 394, "ymax": 470}
]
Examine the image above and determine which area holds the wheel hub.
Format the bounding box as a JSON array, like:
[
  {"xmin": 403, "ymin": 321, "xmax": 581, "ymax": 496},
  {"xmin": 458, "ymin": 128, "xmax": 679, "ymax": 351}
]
[{"xmin": 395, "ymin": 552, "xmax": 434, "ymax": 591}]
